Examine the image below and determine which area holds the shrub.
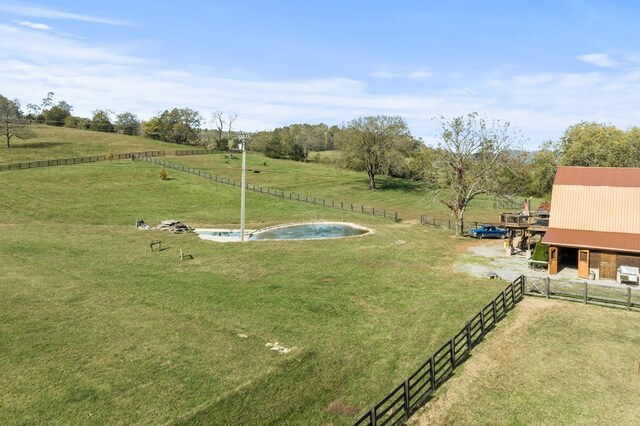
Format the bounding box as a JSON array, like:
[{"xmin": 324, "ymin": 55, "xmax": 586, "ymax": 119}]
[
  {"xmin": 532, "ymin": 242, "xmax": 549, "ymax": 261},
  {"xmin": 158, "ymin": 169, "xmax": 168, "ymax": 180},
  {"xmin": 106, "ymin": 151, "xmax": 114, "ymax": 162}
]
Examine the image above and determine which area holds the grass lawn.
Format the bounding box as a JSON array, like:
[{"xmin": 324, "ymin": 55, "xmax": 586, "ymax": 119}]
[
  {"xmin": 0, "ymin": 160, "xmax": 509, "ymax": 424},
  {"xmin": 410, "ymin": 297, "xmax": 640, "ymax": 425},
  {"xmin": 164, "ymin": 153, "xmax": 528, "ymax": 223},
  {"xmin": 0, "ymin": 125, "xmax": 179, "ymax": 164}
]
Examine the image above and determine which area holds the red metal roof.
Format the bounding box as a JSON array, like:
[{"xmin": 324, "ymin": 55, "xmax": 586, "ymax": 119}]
[
  {"xmin": 543, "ymin": 228, "xmax": 640, "ymax": 254},
  {"xmin": 554, "ymin": 166, "xmax": 640, "ymax": 187}
]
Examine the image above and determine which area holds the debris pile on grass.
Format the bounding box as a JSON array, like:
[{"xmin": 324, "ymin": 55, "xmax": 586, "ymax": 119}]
[
  {"xmin": 157, "ymin": 220, "xmax": 193, "ymax": 234},
  {"xmin": 136, "ymin": 219, "xmax": 193, "ymax": 233},
  {"xmin": 266, "ymin": 341, "xmax": 291, "ymax": 354}
]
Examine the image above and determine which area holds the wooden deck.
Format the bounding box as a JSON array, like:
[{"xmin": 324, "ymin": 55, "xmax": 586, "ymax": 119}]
[{"xmin": 499, "ymin": 212, "xmax": 549, "ymax": 232}]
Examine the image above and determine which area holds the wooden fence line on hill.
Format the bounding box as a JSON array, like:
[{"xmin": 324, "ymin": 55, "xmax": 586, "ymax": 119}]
[
  {"xmin": 0, "ymin": 149, "xmax": 218, "ymax": 172},
  {"xmin": 353, "ymin": 276, "xmax": 525, "ymax": 426},
  {"xmin": 145, "ymin": 157, "xmax": 400, "ymax": 222}
]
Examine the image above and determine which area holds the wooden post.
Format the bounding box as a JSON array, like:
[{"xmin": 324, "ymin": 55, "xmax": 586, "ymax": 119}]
[
  {"xmin": 502, "ymin": 290, "xmax": 507, "ymax": 314},
  {"xmin": 627, "ymin": 287, "xmax": 632, "ymax": 311},
  {"xmin": 545, "ymin": 278, "xmax": 550, "ymax": 299},
  {"xmin": 428, "ymin": 356, "xmax": 436, "ymax": 390},
  {"xmin": 465, "ymin": 322, "xmax": 472, "ymax": 352},
  {"xmin": 511, "ymin": 281, "xmax": 516, "ymax": 305},
  {"xmin": 450, "ymin": 339, "xmax": 456, "ymax": 369},
  {"xmin": 479, "ymin": 309, "xmax": 485, "ymax": 336},
  {"xmin": 369, "ymin": 408, "xmax": 377, "ymax": 426},
  {"xmin": 180, "ymin": 249, "xmax": 184, "ymax": 261},
  {"xmin": 492, "ymin": 299, "xmax": 497, "ymax": 326},
  {"xmin": 584, "ymin": 282, "xmax": 588, "ymax": 304},
  {"xmin": 403, "ymin": 379, "xmax": 410, "ymax": 416}
]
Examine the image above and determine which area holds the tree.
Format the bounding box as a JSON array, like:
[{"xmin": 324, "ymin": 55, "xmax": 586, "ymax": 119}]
[
  {"xmin": 559, "ymin": 122, "xmax": 629, "ymax": 167},
  {"xmin": 0, "ymin": 95, "xmax": 33, "ymax": 148},
  {"xmin": 115, "ymin": 112, "xmax": 140, "ymax": 135},
  {"xmin": 527, "ymin": 141, "xmax": 559, "ymax": 197},
  {"xmin": 90, "ymin": 109, "xmax": 115, "ymax": 132},
  {"xmin": 339, "ymin": 115, "xmax": 414, "ymax": 190},
  {"xmin": 142, "ymin": 108, "xmax": 202, "ymax": 145},
  {"xmin": 44, "ymin": 101, "xmax": 73, "ymax": 126},
  {"xmin": 212, "ymin": 111, "xmax": 237, "ymax": 150},
  {"xmin": 433, "ymin": 113, "xmax": 524, "ymax": 236}
]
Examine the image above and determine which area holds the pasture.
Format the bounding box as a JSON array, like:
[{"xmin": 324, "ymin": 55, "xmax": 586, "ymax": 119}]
[
  {"xmin": 0, "ymin": 155, "xmax": 508, "ymax": 424},
  {"xmin": 411, "ymin": 297, "xmax": 640, "ymax": 425}
]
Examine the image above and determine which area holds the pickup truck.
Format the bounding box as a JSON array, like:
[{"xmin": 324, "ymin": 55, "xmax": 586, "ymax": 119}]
[{"xmin": 468, "ymin": 225, "xmax": 508, "ymax": 239}]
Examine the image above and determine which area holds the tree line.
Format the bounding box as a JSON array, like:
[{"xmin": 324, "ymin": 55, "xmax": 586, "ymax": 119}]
[{"xmin": 3, "ymin": 92, "xmax": 640, "ymax": 236}]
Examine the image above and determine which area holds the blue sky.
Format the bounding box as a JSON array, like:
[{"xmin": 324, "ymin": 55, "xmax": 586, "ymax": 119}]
[{"xmin": 1, "ymin": 0, "xmax": 640, "ymax": 149}]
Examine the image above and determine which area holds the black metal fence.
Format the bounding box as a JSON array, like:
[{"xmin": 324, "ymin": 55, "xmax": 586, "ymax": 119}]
[
  {"xmin": 523, "ymin": 276, "xmax": 640, "ymax": 312},
  {"xmin": 0, "ymin": 149, "xmax": 216, "ymax": 172},
  {"xmin": 353, "ymin": 276, "xmax": 525, "ymax": 426},
  {"xmin": 146, "ymin": 158, "xmax": 400, "ymax": 222}
]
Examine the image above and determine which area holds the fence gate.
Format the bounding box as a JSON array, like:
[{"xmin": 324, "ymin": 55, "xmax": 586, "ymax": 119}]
[{"xmin": 523, "ymin": 276, "xmax": 548, "ymax": 297}]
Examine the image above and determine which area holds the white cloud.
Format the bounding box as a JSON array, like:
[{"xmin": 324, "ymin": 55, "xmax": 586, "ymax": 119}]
[
  {"xmin": 14, "ymin": 20, "xmax": 52, "ymax": 31},
  {"xmin": 0, "ymin": 2, "xmax": 130, "ymax": 26},
  {"xmin": 577, "ymin": 53, "xmax": 617, "ymax": 68},
  {"xmin": 371, "ymin": 68, "xmax": 431, "ymax": 80},
  {"xmin": 4, "ymin": 21, "xmax": 640, "ymax": 150}
]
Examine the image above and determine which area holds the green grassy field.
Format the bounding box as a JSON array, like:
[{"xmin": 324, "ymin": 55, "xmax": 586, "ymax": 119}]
[
  {"xmin": 163, "ymin": 153, "xmax": 526, "ymax": 223},
  {"xmin": 0, "ymin": 158, "xmax": 511, "ymax": 424},
  {"xmin": 0, "ymin": 125, "xmax": 179, "ymax": 164},
  {"xmin": 1, "ymin": 125, "xmax": 531, "ymax": 224},
  {"xmin": 410, "ymin": 298, "xmax": 640, "ymax": 425}
]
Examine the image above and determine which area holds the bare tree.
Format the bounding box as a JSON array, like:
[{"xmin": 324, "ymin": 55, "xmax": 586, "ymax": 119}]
[{"xmin": 434, "ymin": 113, "xmax": 524, "ymax": 236}]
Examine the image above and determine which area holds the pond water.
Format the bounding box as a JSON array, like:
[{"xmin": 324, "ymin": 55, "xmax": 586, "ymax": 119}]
[
  {"xmin": 250, "ymin": 222, "xmax": 370, "ymax": 241},
  {"xmin": 195, "ymin": 222, "xmax": 371, "ymax": 242}
]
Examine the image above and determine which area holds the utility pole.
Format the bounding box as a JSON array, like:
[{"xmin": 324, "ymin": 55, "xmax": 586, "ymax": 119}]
[{"xmin": 240, "ymin": 133, "xmax": 247, "ymax": 242}]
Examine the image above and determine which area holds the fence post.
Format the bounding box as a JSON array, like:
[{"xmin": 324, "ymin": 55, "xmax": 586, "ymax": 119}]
[
  {"xmin": 502, "ymin": 290, "xmax": 507, "ymax": 314},
  {"xmin": 450, "ymin": 339, "xmax": 456, "ymax": 369},
  {"xmin": 521, "ymin": 275, "xmax": 526, "ymax": 297},
  {"xmin": 545, "ymin": 278, "xmax": 550, "ymax": 299},
  {"xmin": 479, "ymin": 309, "xmax": 485, "ymax": 336},
  {"xmin": 628, "ymin": 287, "xmax": 632, "ymax": 311},
  {"xmin": 361, "ymin": 206, "xmax": 364, "ymax": 213},
  {"xmin": 394, "ymin": 212, "xmax": 398, "ymax": 222},
  {"xmin": 369, "ymin": 408, "xmax": 377, "ymax": 426},
  {"xmin": 584, "ymin": 282, "xmax": 588, "ymax": 304},
  {"xmin": 428, "ymin": 356, "xmax": 436, "ymax": 390},
  {"xmin": 403, "ymin": 379, "xmax": 410, "ymax": 416},
  {"xmin": 492, "ymin": 299, "xmax": 497, "ymax": 325},
  {"xmin": 448, "ymin": 220, "xmax": 451, "ymax": 229},
  {"xmin": 465, "ymin": 322, "xmax": 472, "ymax": 352},
  {"xmin": 373, "ymin": 208, "xmax": 375, "ymax": 216},
  {"xmin": 511, "ymin": 281, "xmax": 516, "ymax": 305}
]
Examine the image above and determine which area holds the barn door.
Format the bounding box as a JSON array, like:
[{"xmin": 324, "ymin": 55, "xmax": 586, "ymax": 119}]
[
  {"xmin": 548, "ymin": 247, "xmax": 558, "ymax": 275},
  {"xmin": 599, "ymin": 253, "xmax": 617, "ymax": 280},
  {"xmin": 578, "ymin": 249, "xmax": 590, "ymax": 279}
]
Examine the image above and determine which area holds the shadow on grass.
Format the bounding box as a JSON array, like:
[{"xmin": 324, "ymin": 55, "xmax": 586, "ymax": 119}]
[{"xmin": 12, "ymin": 141, "xmax": 70, "ymax": 149}]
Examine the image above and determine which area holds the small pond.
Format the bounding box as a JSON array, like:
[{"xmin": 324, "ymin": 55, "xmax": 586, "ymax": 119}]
[
  {"xmin": 195, "ymin": 222, "xmax": 371, "ymax": 242},
  {"xmin": 250, "ymin": 222, "xmax": 371, "ymax": 241}
]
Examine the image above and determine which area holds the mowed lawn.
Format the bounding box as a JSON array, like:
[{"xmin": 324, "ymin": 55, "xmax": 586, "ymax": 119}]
[
  {"xmin": 410, "ymin": 297, "xmax": 640, "ymax": 425},
  {"xmin": 0, "ymin": 160, "xmax": 508, "ymax": 425}
]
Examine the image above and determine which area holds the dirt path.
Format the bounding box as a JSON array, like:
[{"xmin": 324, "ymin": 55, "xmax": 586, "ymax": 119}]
[{"xmin": 408, "ymin": 297, "xmax": 557, "ymax": 426}]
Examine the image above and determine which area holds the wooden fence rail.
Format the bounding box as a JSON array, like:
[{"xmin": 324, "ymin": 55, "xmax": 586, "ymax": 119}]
[
  {"xmin": 420, "ymin": 214, "xmax": 502, "ymax": 235},
  {"xmin": 523, "ymin": 276, "xmax": 640, "ymax": 312},
  {"xmin": 146, "ymin": 158, "xmax": 400, "ymax": 222},
  {"xmin": 353, "ymin": 276, "xmax": 525, "ymax": 426},
  {"xmin": 0, "ymin": 149, "xmax": 217, "ymax": 172}
]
